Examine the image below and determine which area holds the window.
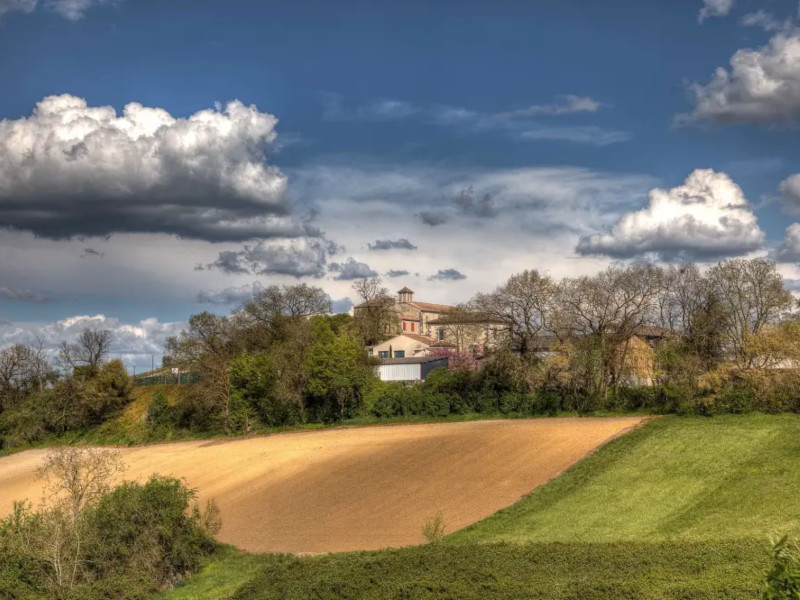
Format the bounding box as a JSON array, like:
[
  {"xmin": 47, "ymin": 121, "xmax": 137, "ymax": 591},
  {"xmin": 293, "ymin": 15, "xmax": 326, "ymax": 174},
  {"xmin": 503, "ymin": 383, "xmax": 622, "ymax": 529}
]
[
  {"xmin": 394, "ymin": 350, "xmax": 405, "ymax": 358},
  {"xmin": 437, "ymin": 328, "xmax": 445, "ymax": 341},
  {"xmin": 378, "ymin": 351, "xmax": 389, "ymax": 359},
  {"xmin": 411, "ymin": 322, "xmax": 415, "ymax": 332},
  {"xmin": 403, "ymin": 322, "xmax": 407, "ymax": 331}
]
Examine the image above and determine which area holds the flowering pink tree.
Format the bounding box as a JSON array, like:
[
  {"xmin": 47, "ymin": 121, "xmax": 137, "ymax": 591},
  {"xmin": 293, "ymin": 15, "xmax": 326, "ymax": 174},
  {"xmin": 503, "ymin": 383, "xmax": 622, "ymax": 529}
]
[{"xmin": 427, "ymin": 347, "xmax": 481, "ymax": 371}]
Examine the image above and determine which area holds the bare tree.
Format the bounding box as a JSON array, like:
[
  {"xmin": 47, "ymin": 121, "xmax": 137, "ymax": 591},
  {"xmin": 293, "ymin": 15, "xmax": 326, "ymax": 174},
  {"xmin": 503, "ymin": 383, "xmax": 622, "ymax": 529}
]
[
  {"xmin": 237, "ymin": 283, "xmax": 331, "ymax": 349},
  {"xmin": 58, "ymin": 328, "xmax": 113, "ymax": 372},
  {"xmin": 470, "ymin": 270, "xmax": 556, "ymax": 357},
  {"xmin": 655, "ymin": 264, "xmax": 707, "ymax": 334},
  {"xmin": 35, "ymin": 447, "xmax": 125, "ymax": 588},
  {"xmin": 0, "ymin": 336, "xmax": 53, "ymax": 409},
  {"xmin": 352, "ymin": 277, "xmax": 399, "ymax": 346},
  {"xmin": 707, "ymin": 258, "xmax": 794, "ymax": 365},
  {"xmin": 166, "ymin": 312, "xmax": 237, "ymax": 429},
  {"xmin": 37, "ymin": 446, "xmax": 125, "ymax": 522},
  {"xmin": 558, "ymin": 264, "xmax": 664, "ymax": 391}
]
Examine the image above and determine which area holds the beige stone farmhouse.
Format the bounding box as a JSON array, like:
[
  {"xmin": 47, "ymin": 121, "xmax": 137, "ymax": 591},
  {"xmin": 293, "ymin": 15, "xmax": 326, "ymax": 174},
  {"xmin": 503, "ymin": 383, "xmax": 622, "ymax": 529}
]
[{"xmin": 356, "ymin": 286, "xmax": 509, "ymax": 358}]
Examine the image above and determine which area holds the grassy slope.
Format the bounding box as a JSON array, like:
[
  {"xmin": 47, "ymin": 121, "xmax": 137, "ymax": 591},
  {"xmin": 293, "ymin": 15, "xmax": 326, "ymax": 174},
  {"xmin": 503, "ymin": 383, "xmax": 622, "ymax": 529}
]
[
  {"xmin": 453, "ymin": 414, "xmax": 800, "ymax": 544},
  {"xmin": 159, "ymin": 414, "xmax": 800, "ymax": 599}
]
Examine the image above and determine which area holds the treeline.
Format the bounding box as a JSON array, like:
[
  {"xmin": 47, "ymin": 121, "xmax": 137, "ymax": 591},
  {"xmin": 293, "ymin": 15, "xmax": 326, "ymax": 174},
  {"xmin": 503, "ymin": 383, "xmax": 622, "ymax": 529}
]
[
  {"xmin": 156, "ymin": 284, "xmax": 374, "ymax": 432},
  {"xmin": 0, "ymin": 331, "xmax": 132, "ymax": 449},
  {"xmin": 2, "ymin": 258, "xmax": 800, "ymax": 450}
]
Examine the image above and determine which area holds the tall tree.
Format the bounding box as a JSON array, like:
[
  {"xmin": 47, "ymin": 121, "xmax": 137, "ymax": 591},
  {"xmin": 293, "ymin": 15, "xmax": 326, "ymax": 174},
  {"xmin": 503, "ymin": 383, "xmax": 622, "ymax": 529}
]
[
  {"xmin": 707, "ymin": 258, "xmax": 794, "ymax": 364},
  {"xmin": 558, "ymin": 264, "xmax": 663, "ymax": 390},
  {"xmin": 237, "ymin": 283, "xmax": 331, "ymax": 349},
  {"xmin": 58, "ymin": 329, "xmax": 112, "ymax": 372},
  {"xmin": 470, "ymin": 270, "xmax": 556, "ymax": 357},
  {"xmin": 352, "ymin": 277, "xmax": 399, "ymax": 346},
  {"xmin": 165, "ymin": 313, "xmax": 237, "ymax": 430}
]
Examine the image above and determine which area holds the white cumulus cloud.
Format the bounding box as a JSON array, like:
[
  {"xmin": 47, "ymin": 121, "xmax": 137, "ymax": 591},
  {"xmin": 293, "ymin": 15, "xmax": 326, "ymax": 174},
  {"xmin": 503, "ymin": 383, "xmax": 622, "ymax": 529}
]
[
  {"xmin": 0, "ymin": 0, "xmax": 117, "ymax": 19},
  {"xmin": 772, "ymin": 223, "xmax": 800, "ymax": 262},
  {"xmin": 678, "ymin": 30, "xmax": 800, "ymax": 124},
  {"xmin": 0, "ymin": 94, "xmax": 303, "ymax": 241},
  {"xmin": 698, "ymin": 0, "xmax": 734, "ymax": 23},
  {"xmin": 0, "ymin": 314, "xmax": 185, "ymax": 371},
  {"xmin": 576, "ymin": 169, "xmax": 764, "ymax": 260}
]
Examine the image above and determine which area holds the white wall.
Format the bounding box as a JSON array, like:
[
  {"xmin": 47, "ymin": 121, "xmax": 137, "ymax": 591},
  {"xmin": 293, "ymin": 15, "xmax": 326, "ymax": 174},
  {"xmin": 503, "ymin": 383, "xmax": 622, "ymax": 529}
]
[{"xmin": 376, "ymin": 363, "xmax": 421, "ymax": 381}]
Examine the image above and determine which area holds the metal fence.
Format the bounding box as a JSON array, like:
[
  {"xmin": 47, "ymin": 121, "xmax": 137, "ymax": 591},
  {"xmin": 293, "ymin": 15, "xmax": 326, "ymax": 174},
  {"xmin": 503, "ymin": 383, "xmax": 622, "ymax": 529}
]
[{"xmin": 133, "ymin": 372, "xmax": 202, "ymax": 386}]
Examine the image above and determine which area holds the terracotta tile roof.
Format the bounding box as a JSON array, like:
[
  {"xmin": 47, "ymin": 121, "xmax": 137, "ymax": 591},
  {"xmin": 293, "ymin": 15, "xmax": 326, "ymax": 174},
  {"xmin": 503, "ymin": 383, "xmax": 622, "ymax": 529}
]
[
  {"xmin": 409, "ymin": 301, "xmax": 454, "ymax": 312},
  {"xmin": 427, "ymin": 312, "xmax": 506, "ymax": 325},
  {"xmin": 402, "ymin": 333, "xmax": 436, "ymax": 345},
  {"xmin": 430, "ymin": 341, "xmax": 456, "ymax": 348}
]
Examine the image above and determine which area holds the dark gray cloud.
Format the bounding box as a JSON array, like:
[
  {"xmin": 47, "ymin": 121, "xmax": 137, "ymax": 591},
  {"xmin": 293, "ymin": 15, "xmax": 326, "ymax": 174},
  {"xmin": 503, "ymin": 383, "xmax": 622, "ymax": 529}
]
[
  {"xmin": 416, "ymin": 211, "xmax": 447, "ymax": 227},
  {"xmin": 80, "ymin": 247, "xmax": 104, "ymax": 258},
  {"xmin": 208, "ymin": 238, "xmax": 330, "ymax": 278},
  {"xmin": 0, "ymin": 286, "xmax": 54, "ymax": 303},
  {"xmin": 368, "ymin": 238, "xmax": 418, "ymax": 250},
  {"xmin": 197, "ymin": 282, "xmax": 264, "ymax": 305},
  {"xmin": 330, "ymin": 297, "xmax": 354, "ymax": 314},
  {"xmin": 328, "ymin": 258, "xmax": 378, "ymax": 280},
  {"xmin": 385, "ymin": 269, "xmax": 410, "ymax": 278},
  {"xmin": 428, "ymin": 268, "xmax": 467, "ymax": 281},
  {"xmin": 453, "ymin": 187, "xmax": 497, "ymax": 218},
  {"xmin": 0, "ymin": 95, "xmax": 313, "ymax": 242}
]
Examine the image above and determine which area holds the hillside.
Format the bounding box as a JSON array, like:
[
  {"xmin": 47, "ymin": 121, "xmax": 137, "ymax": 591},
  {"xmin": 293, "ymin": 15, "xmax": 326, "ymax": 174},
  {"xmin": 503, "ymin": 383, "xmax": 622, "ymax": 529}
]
[
  {"xmin": 0, "ymin": 417, "xmax": 643, "ymax": 553},
  {"xmin": 158, "ymin": 414, "xmax": 800, "ymax": 599}
]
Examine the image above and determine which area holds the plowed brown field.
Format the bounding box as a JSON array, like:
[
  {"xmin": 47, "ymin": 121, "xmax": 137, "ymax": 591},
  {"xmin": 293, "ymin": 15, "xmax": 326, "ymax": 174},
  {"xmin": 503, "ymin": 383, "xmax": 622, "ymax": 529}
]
[{"xmin": 0, "ymin": 417, "xmax": 645, "ymax": 553}]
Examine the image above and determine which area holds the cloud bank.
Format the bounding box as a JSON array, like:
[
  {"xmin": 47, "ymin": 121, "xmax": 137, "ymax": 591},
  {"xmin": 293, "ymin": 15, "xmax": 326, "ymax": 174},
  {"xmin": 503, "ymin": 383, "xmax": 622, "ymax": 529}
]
[
  {"xmin": 0, "ymin": 94, "xmax": 306, "ymax": 241},
  {"xmin": 679, "ymin": 30, "xmax": 800, "ymax": 124},
  {"xmin": 576, "ymin": 169, "xmax": 764, "ymax": 260}
]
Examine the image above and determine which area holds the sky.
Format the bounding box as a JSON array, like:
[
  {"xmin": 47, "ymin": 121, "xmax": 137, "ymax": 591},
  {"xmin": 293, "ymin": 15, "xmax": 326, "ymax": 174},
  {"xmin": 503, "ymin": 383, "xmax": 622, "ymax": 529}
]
[{"xmin": 3, "ymin": 0, "xmax": 800, "ymax": 369}]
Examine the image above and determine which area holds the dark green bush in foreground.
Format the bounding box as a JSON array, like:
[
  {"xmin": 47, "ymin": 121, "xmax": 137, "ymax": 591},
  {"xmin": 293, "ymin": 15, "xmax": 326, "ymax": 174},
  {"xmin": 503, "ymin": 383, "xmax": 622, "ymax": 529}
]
[
  {"xmin": 232, "ymin": 540, "xmax": 769, "ymax": 600},
  {"xmin": 0, "ymin": 476, "xmax": 218, "ymax": 600}
]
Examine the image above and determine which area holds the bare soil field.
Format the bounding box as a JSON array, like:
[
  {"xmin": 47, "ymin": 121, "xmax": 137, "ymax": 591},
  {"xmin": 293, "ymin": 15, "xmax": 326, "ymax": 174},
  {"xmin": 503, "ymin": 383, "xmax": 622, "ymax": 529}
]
[{"xmin": 0, "ymin": 417, "xmax": 645, "ymax": 553}]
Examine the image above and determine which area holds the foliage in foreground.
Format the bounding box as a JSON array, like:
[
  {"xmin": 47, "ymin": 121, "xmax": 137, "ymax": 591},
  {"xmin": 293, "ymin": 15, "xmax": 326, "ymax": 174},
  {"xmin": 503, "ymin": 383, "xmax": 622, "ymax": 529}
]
[
  {"xmin": 764, "ymin": 535, "xmax": 800, "ymax": 599},
  {"xmin": 0, "ymin": 448, "xmax": 219, "ymax": 600},
  {"xmin": 226, "ymin": 540, "xmax": 767, "ymax": 600}
]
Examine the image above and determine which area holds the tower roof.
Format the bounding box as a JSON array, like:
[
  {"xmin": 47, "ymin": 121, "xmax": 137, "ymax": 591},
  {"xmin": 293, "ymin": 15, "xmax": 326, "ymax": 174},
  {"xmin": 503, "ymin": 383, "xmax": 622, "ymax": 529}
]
[{"xmin": 397, "ymin": 286, "xmax": 414, "ymax": 294}]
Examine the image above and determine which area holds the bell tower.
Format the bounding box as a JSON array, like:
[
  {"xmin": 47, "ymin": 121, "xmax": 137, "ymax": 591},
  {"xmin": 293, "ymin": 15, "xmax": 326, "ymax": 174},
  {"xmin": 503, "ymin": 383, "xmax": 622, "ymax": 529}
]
[{"xmin": 397, "ymin": 286, "xmax": 414, "ymax": 304}]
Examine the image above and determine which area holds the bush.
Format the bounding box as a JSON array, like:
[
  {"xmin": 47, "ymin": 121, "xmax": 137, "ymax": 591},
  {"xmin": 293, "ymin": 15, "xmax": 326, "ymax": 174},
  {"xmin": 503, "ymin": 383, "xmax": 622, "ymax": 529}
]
[
  {"xmin": 146, "ymin": 392, "xmax": 177, "ymax": 428},
  {"xmin": 232, "ymin": 540, "xmax": 768, "ymax": 600},
  {"xmin": 366, "ymin": 381, "xmax": 422, "ymax": 418},
  {"xmin": 0, "ymin": 476, "xmax": 219, "ymax": 600},
  {"xmin": 87, "ymin": 476, "xmax": 218, "ymax": 588}
]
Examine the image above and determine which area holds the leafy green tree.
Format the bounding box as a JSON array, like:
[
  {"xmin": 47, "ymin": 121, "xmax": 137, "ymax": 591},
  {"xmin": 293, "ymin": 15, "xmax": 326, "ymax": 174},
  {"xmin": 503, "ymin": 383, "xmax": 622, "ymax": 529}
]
[{"xmin": 302, "ymin": 317, "xmax": 376, "ymax": 422}]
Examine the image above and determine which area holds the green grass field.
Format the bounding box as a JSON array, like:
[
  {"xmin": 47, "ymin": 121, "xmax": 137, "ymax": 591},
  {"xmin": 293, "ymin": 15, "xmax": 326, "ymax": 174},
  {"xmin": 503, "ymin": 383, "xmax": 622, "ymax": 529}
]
[{"xmin": 159, "ymin": 414, "xmax": 800, "ymax": 599}]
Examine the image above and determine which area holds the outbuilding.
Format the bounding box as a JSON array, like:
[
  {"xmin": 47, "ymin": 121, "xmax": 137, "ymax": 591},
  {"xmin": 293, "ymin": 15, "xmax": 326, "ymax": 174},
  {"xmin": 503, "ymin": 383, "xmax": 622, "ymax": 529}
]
[{"xmin": 376, "ymin": 356, "xmax": 449, "ymax": 382}]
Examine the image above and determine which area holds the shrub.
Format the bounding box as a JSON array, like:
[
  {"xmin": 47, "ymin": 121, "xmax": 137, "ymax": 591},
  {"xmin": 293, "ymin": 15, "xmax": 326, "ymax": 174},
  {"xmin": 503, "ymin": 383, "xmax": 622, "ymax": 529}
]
[
  {"xmin": 86, "ymin": 476, "xmax": 218, "ymax": 588},
  {"xmin": 763, "ymin": 535, "xmax": 800, "ymax": 599},
  {"xmin": 421, "ymin": 511, "xmax": 446, "ymax": 544},
  {"xmin": 147, "ymin": 392, "xmax": 177, "ymax": 428}
]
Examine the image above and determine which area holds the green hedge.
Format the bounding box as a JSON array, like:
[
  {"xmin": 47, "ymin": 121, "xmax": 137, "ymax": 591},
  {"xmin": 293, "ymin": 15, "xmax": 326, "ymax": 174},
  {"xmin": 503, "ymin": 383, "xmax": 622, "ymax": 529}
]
[{"xmin": 232, "ymin": 540, "xmax": 769, "ymax": 600}]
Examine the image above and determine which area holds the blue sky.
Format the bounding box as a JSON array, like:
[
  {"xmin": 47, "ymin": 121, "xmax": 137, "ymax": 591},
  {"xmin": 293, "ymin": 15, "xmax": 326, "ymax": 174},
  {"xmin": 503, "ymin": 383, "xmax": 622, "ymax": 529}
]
[{"xmin": 2, "ymin": 0, "xmax": 800, "ymax": 368}]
